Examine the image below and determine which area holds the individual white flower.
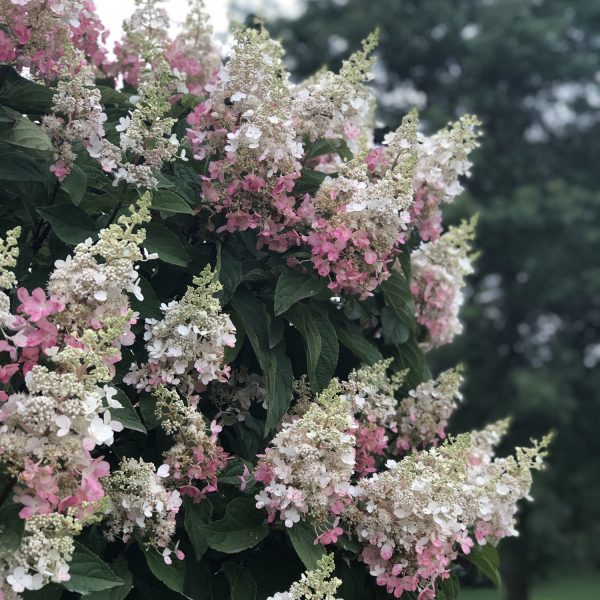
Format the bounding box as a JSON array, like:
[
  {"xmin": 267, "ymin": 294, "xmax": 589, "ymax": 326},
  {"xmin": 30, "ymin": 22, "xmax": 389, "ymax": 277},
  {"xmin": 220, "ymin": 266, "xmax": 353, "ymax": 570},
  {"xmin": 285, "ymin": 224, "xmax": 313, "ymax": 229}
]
[{"xmin": 55, "ymin": 415, "xmax": 71, "ymax": 437}]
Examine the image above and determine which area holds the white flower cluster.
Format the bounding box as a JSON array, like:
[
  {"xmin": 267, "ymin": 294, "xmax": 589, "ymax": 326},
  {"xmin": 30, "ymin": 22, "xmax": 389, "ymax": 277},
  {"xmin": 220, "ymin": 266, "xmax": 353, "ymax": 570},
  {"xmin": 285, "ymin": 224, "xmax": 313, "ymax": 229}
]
[
  {"xmin": 104, "ymin": 457, "xmax": 182, "ymax": 550},
  {"xmin": 202, "ymin": 27, "xmax": 303, "ymax": 176},
  {"xmin": 42, "ymin": 49, "xmax": 109, "ymax": 180},
  {"xmin": 291, "ymin": 31, "xmax": 378, "ymax": 150},
  {"xmin": 395, "ymin": 367, "xmax": 464, "ymax": 451},
  {"xmin": 0, "ymin": 513, "xmax": 81, "ymax": 597},
  {"xmin": 267, "ymin": 554, "xmax": 342, "ymax": 600},
  {"xmin": 0, "ymin": 226, "xmax": 21, "ymax": 291},
  {"xmin": 340, "ymin": 359, "xmax": 402, "ymax": 430},
  {"xmin": 255, "ymin": 381, "xmax": 358, "ymax": 527},
  {"xmin": 348, "ymin": 433, "xmax": 551, "ymax": 599},
  {"xmin": 412, "ymin": 115, "xmax": 481, "ymax": 207},
  {"xmin": 124, "ymin": 267, "xmax": 235, "ymax": 398},
  {"xmin": 48, "ymin": 194, "xmax": 153, "ymax": 356}
]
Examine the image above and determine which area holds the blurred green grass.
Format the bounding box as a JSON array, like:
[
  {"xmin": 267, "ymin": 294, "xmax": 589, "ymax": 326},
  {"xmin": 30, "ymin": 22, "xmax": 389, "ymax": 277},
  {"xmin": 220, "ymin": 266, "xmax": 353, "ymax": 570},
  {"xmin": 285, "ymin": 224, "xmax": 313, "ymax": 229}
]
[{"xmin": 460, "ymin": 573, "xmax": 600, "ymax": 600}]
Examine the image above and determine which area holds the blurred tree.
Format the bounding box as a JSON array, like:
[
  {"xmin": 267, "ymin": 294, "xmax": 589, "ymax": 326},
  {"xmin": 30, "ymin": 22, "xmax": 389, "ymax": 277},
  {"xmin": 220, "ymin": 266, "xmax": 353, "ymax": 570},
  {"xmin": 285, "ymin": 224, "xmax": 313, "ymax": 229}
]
[{"xmin": 237, "ymin": 0, "xmax": 600, "ymax": 598}]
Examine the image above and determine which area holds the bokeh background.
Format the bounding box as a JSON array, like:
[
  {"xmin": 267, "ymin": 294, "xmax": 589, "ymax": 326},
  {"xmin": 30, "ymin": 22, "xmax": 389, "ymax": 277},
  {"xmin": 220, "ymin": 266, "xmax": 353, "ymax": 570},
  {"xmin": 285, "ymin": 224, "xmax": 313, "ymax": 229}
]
[{"xmin": 101, "ymin": 1, "xmax": 600, "ymax": 599}]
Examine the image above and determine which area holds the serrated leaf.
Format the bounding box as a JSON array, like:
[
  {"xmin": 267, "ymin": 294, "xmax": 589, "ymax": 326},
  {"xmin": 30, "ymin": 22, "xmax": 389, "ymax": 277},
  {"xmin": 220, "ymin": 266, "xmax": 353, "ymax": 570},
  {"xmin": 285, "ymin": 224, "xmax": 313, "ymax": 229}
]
[
  {"xmin": 145, "ymin": 548, "xmax": 189, "ymax": 597},
  {"xmin": 111, "ymin": 389, "xmax": 146, "ymax": 433},
  {"xmin": 37, "ymin": 203, "xmax": 97, "ymax": 245},
  {"xmin": 202, "ymin": 497, "xmax": 269, "ymax": 554},
  {"xmin": 287, "ymin": 521, "xmax": 324, "ymax": 570},
  {"xmin": 274, "ymin": 269, "xmax": 328, "ymax": 316},
  {"xmin": 438, "ymin": 573, "xmax": 460, "ymax": 600},
  {"xmin": 85, "ymin": 560, "xmax": 134, "ymax": 600},
  {"xmin": 223, "ymin": 563, "xmax": 257, "ymax": 600},
  {"xmin": 184, "ymin": 497, "xmax": 213, "ymax": 561},
  {"xmin": 151, "ymin": 190, "xmax": 193, "ymax": 215},
  {"xmin": 63, "ymin": 543, "xmax": 124, "ymax": 594},
  {"xmin": 465, "ymin": 544, "xmax": 501, "ymax": 587},
  {"xmin": 144, "ymin": 223, "xmax": 190, "ymax": 267},
  {"xmin": 1, "ymin": 111, "xmax": 53, "ymax": 152},
  {"xmin": 0, "ymin": 503, "xmax": 25, "ymax": 555}
]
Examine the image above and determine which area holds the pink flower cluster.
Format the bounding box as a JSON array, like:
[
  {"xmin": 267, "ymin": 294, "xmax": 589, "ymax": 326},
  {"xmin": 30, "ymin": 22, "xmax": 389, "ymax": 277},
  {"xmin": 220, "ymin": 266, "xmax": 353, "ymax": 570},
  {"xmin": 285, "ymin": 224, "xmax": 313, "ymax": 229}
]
[{"xmin": 0, "ymin": 0, "xmax": 107, "ymax": 78}]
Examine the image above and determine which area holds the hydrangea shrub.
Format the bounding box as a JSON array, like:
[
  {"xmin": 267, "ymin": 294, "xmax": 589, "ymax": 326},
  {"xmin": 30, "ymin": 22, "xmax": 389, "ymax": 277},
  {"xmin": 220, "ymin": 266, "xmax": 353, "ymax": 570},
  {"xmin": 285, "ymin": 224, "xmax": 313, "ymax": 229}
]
[{"xmin": 0, "ymin": 2, "xmax": 550, "ymax": 599}]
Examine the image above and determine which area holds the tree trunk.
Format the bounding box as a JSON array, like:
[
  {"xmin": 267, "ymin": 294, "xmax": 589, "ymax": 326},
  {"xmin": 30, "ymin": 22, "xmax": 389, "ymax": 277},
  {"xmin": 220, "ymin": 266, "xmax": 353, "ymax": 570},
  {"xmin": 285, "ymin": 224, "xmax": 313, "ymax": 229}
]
[{"xmin": 501, "ymin": 536, "xmax": 531, "ymax": 600}]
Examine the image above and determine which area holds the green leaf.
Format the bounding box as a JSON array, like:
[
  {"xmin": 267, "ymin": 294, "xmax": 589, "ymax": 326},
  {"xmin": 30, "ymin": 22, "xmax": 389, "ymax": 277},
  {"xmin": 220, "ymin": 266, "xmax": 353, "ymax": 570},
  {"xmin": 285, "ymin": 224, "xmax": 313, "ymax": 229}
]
[
  {"xmin": 218, "ymin": 252, "xmax": 243, "ymax": 305},
  {"xmin": 61, "ymin": 165, "xmax": 88, "ymax": 206},
  {"xmin": 381, "ymin": 268, "xmax": 415, "ymax": 337},
  {"xmin": 380, "ymin": 306, "xmax": 410, "ymax": 345},
  {"xmin": 202, "ymin": 497, "xmax": 269, "ymax": 554},
  {"xmin": 274, "ymin": 269, "xmax": 328, "ymax": 316},
  {"xmin": 438, "ymin": 573, "xmax": 460, "ymax": 600},
  {"xmin": 0, "ymin": 503, "xmax": 25, "ymax": 555},
  {"xmin": 144, "ymin": 223, "xmax": 190, "ymax": 267},
  {"xmin": 294, "ymin": 168, "xmax": 329, "ymax": 195},
  {"xmin": 22, "ymin": 584, "xmax": 63, "ymax": 599},
  {"xmin": 394, "ymin": 335, "xmax": 427, "ymax": 389},
  {"xmin": 0, "ymin": 109, "xmax": 53, "ymax": 152},
  {"xmin": 151, "ymin": 190, "xmax": 193, "ymax": 215},
  {"xmin": 85, "ymin": 560, "xmax": 134, "ymax": 600},
  {"xmin": 184, "ymin": 497, "xmax": 213, "ymax": 561},
  {"xmin": 0, "ymin": 143, "xmax": 50, "ymax": 182},
  {"xmin": 63, "ymin": 543, "xmax": 124, "ymax": 594},
  {"xmin": 333, "ymin": 316, "xmax": 382, "ymax": 364},
  {"xmin": 145, "ymin": 548, "xmax": 188, "ymax": 596},
  {"xmin": 222, "ymin": 563, "xmax": 257, "ymax": 600},
  {"xmin": 231, "ymin": 291, "xmax": 293, "ymax": 433},
  {"xmin": 287, "ymin": 521, "xmax": 324, "ymax": 570},
  {"xmin": 111, "ymin": 389, "xmax": 146, "ymax": 433},
  {"xmin": 0, "ymin": 66, "xmax": 54, "ymax": 114},
  {"xmin": 139, "ymin": 394, "xmax": 160, "ymax": 430},
  {"xmin": 305, "ymin": 138, "xmax": 353, "ymax": 162},
  {"xmin": 465, "ymin": 544, "xmax": 501, "ymax": 587},
  {"xmin": 37, "ymin": 203, "xmax": 97, "ymax": 245},
  {"xmin": 97, "ymin": 86, "xmax": 133, "ymax": 107}
]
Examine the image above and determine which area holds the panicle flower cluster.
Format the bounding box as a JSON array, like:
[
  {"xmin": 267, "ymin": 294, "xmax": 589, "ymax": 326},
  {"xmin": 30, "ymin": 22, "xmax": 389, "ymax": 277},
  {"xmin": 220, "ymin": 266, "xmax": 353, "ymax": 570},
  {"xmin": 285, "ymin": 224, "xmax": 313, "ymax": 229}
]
[
  {"xmin": 255, "ymin": 381, "xmax": 358, "ymax": 528},
  {"xmin": 367, "ymin": 115, "xmax": 481, "ymax": 242},
  {"xmin": 347, "ymin": 432, "xmax": 551, "ymax": 600},
  {"xmin": 409, "ymin": 116, "xmax": 481, "ymax": 241},
  {"xmin": 411, "ymin": 217, "xmax": 477, "ymax": 349},
  {"xmin": 298, "ymin": 110, "xmax": 418, "ymax": 297},
  {"xmin": 0, "ymin": 513, "xmax": 81, "ymax": 597},
  {"xmin": 339, "ymin": 359, "xmax": 402, "ymax": 476},
  {"xmin": 41, "ymin": 48, "xmax": 109, "ymax": 180},
  {"xmin": 104, "ymin": 457, "xmax": 182, "ymax": 554},
  {"xmin": 1, "ymin": 199, "xmax": 152, "ymax": 530},
  {"xmin": 291, "ymin": 31, "xmax": 378, "ymax": 150},
  {"xmin": 0, "ymin": 226, "xmax": 21, "ymax": 291},
  {"xmin": 48, "ymin": 194, "xmax": 153, "ymax": 366},
  {"xmin": 154, "ymin": 386, "xmax": 229, "ymax": 501},
  {"xmin": 124, "ymin": 267, "xmax": 235, "ymax": 399},
  {"xmin": 187, "ymin": 27, "xmax": 307, "ymax": 252},
  {"xmin": 267, "ymin": 554, "xmax": 342, "ymax": 600},
  {"xmin": 395, "ymin": 367, "xmax": 463, "ymax": 452},
  {"xmin": 0, "ymin": 0, "xmax": 107, "ymax": 78},
  {"xmin": 165, "ymin": 0, "xmax": 220, "ymax": 95}
]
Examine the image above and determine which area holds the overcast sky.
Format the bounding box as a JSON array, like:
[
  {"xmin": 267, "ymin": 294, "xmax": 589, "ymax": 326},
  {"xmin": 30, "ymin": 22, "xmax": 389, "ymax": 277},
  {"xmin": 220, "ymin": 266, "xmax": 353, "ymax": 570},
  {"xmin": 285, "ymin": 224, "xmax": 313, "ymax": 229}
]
[{"xmin": 96, "ymin": 0, "xmax": 232, "ymax": 46}]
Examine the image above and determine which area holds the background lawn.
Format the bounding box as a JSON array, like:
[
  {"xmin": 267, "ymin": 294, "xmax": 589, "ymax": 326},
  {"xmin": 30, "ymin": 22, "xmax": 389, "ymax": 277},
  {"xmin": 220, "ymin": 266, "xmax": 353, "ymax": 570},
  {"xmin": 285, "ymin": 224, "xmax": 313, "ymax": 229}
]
[{"xmin": 460, "ymin": 573, "xmax": 600, "ymax": 600}]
